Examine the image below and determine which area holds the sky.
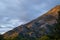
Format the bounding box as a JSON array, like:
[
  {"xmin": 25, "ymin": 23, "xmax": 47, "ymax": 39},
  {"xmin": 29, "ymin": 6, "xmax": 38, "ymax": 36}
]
[{"xmin": 0, "ymin": 0, "xmax": 60, "ymax": 34}]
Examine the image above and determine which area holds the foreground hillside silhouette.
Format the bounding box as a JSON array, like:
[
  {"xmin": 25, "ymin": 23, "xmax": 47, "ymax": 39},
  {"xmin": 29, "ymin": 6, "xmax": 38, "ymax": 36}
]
[{"xmin": 0, "ymin": 5, "xmax": 60, "ymax": 40}]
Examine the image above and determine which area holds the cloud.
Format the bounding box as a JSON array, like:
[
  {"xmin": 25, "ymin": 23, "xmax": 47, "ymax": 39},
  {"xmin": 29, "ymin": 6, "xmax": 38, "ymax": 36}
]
[
  {"xmin": 0, "ymin": 28, "xmax": 13, "ymax": 34},
  {"xmin": 0, "ymin": 17, "xmax": 24, "ymax": 28},
  {"xmin": 8, "ymin": 19, "xmax": 24, "ymax": 27}
]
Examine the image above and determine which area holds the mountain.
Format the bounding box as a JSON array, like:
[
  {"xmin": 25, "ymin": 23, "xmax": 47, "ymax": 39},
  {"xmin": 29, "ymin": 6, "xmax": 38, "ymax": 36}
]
[{"xmin": 3, "ymin": 5, "xmax": 60, "ymax": 39}]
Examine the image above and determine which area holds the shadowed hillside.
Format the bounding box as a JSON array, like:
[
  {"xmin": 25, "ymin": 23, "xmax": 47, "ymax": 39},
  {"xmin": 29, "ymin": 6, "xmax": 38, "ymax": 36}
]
[{"xmin": 2, "ymin": 5, "xmax": 60, "ymax": 40}]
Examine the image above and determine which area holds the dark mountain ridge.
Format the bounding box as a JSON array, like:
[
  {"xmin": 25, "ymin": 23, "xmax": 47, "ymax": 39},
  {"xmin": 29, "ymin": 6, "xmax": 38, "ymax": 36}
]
[{"xmin": 3, "ymin": 5, "xmax": 60, "ymax": 39}]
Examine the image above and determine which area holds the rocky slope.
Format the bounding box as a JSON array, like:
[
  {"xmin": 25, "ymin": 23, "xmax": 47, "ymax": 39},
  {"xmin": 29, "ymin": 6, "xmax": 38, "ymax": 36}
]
[{"xmin": 3, "ymin": 5, "xmax": 60, "ymax": 38}]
